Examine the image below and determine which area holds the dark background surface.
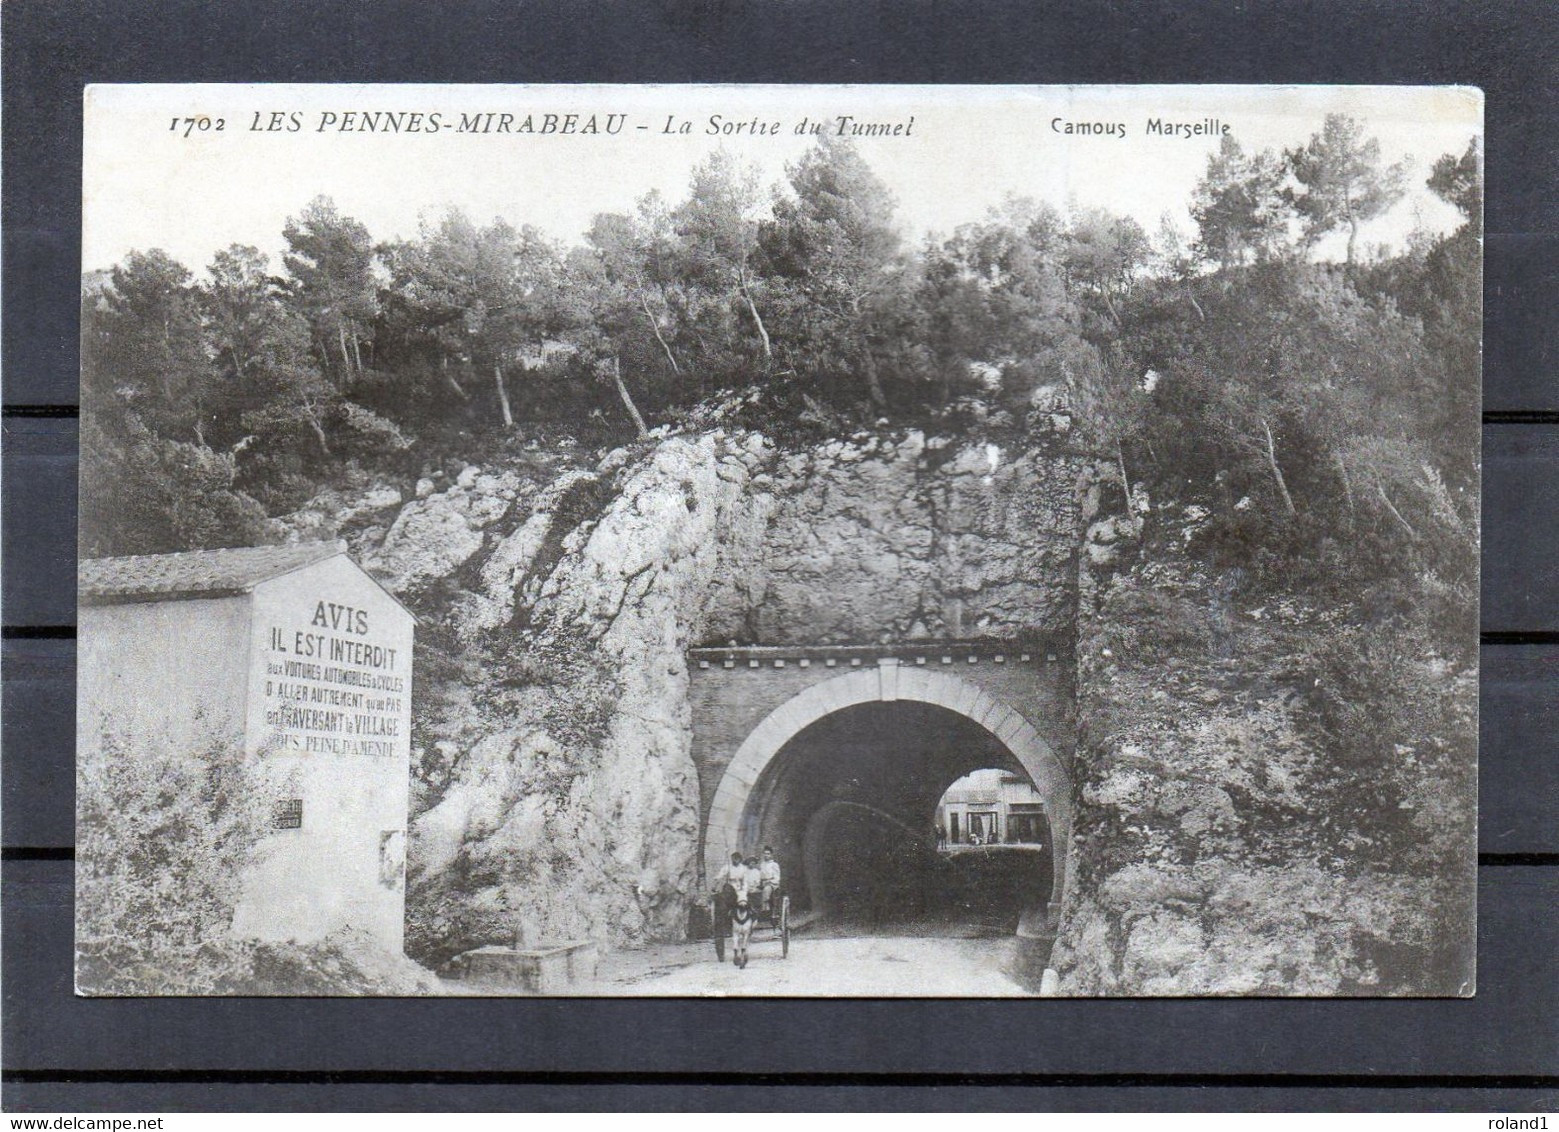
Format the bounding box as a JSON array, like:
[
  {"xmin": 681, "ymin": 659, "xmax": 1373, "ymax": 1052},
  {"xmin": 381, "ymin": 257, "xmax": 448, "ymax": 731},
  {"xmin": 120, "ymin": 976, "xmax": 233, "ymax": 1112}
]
[{"xmin": 4, "ymin": 0, "xmax": 1557, "ymax": 1112}]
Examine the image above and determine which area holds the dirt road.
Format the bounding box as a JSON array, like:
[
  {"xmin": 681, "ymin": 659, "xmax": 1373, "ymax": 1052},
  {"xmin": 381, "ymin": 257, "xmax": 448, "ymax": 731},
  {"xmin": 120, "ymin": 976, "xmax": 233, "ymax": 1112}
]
[{"xmin": 582, "ymin": 934, "xmax": 1032, "ymax": 996}]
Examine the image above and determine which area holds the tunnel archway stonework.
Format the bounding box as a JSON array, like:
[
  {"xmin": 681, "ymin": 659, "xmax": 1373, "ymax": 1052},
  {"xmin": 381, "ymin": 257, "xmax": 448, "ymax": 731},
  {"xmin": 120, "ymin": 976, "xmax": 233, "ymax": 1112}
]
[{"xmin": 698, "ymin": 659, "xmax": 1073, "ymax": 908}]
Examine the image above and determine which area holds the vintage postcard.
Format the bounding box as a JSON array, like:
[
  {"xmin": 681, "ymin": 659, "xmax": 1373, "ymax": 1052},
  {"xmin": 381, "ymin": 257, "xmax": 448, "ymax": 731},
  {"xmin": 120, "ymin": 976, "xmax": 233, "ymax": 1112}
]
[{"xmin": 77, "ymin": 84, "xmax": 1481, "ymax": 996}]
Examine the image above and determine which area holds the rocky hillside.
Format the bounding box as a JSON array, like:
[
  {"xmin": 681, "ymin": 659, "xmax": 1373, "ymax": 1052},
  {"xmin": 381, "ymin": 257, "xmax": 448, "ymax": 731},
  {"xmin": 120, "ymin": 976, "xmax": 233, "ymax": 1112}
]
[
  {"xmin": 278, "ymin": 418, "xmax": 1473, "ymax": 993},
  {"xmin": 1050, "ymin": 503, "xmax": 1476, "ymax": 995},
  {"xmin": 281, "ymin": 423, "xmax": 1084, "ymax": 965}
]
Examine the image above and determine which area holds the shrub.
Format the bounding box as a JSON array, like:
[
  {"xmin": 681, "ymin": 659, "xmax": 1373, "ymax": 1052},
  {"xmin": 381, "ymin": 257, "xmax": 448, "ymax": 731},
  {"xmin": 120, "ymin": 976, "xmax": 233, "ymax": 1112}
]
[
  {"xmin": 76, "ymin": 730, "xmax": 270, "ymax": 994},
  {"xmin": 1301, "ymin": 620, "xmax": 1476, "ymax": 873}
]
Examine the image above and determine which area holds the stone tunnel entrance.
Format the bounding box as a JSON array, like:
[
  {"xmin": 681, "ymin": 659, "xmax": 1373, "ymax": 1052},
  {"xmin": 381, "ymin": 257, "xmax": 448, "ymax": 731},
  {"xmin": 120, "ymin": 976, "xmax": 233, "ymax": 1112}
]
[{"xmin": 690, "ymin": 644, "xmax": 1073, "ymax": 968}]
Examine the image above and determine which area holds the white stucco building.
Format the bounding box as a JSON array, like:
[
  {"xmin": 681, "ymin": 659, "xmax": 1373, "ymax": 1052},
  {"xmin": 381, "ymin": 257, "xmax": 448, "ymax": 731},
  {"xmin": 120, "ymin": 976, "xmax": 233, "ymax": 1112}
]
[
  {"xmin": 78, "ymin": 542, "xmax": 415, "ymax": 953},
  {"xmin": 936, "ymin": 767, "xmax": 1048, "ymax": 847}
]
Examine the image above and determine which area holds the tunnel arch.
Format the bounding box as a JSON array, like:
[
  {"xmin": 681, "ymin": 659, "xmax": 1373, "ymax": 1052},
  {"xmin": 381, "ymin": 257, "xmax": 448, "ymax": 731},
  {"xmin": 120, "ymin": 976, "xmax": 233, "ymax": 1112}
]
[{"xmin": 703, "ymin": 664, "xmax": 1073, "ymax": 908}]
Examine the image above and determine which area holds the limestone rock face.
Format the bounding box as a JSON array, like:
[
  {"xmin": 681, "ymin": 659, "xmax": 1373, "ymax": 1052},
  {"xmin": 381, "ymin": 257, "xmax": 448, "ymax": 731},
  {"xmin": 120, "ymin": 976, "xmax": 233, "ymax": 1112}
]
[
  {"xmin": 365, "ymin": 468, "xmax": 526, "ymax": 595},
  {"xmin": 274, "ymin": 481, "xmax": 406, "ymax": 557},
  {"xmin": 401, "ymin": 431, "xmax": 779, "ymax": 961},
  {"xmin": 702, "ymin": 431, "xmax": 1080, "ymax": 644},
  {"xmin": 1055, "ymin": 859, "xmax": 1442, "ymax": 995},
  {"xmin": 1053, "ymin": 518, "xmax": 1475, "ymax": 996}
]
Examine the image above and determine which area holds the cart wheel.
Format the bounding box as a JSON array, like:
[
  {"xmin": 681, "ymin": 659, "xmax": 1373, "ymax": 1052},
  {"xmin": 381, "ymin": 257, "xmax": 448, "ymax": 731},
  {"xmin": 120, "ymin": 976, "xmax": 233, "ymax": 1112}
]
[{"xmin": 780, "ymin": 895, "xmax": 790, "ymax": 959}]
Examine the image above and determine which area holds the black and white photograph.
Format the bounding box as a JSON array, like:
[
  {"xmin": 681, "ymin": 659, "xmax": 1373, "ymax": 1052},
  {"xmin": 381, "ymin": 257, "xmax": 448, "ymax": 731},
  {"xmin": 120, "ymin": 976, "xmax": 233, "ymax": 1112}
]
[{"xmin": 75, "ymin": 83, "xmax": 1482, "ymax": 998}]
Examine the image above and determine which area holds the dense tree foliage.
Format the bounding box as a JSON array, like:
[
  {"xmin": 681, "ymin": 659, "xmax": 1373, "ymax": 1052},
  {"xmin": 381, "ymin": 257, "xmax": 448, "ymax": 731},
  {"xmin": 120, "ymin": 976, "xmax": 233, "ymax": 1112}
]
[
  {"xmin": 1190, "ymin": 135, "xmax": 1290, "ymax": 269},
  {"xmin": 83, "ymin": 124, "xmax": 1480, "ymax": 657},
  {"xmin": 1287, "ymin": 114, "xmax": 1408, "ymax": 267}
]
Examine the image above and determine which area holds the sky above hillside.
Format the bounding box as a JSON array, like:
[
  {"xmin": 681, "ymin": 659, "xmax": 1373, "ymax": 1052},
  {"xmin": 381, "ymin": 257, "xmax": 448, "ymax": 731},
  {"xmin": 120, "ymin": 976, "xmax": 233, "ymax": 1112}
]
[{"xmin": 84, "ymin": 84, "xmax": 1482, "ymax": 275}]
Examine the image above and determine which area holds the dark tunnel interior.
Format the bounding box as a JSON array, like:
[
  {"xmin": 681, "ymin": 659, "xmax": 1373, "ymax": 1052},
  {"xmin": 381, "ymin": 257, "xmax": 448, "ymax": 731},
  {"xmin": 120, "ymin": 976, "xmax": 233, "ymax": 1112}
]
[{"xmin": 737, "ymin": 701, "xmax": 1054, "ymax": 934}]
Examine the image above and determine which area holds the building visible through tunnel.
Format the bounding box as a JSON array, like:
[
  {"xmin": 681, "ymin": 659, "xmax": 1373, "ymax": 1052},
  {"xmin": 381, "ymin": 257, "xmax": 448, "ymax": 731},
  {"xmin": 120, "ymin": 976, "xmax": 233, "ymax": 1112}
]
[{"xmin": 937, "ymin": 768, "xmax": 1048, "ymax": 846}]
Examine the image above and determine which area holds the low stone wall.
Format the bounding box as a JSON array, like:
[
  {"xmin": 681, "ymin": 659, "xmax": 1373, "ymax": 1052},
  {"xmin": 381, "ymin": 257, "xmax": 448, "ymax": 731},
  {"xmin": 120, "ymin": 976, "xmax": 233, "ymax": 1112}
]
[{"xmin": 445, "ymin": 941, "xmax": 600, "ymax": 993}]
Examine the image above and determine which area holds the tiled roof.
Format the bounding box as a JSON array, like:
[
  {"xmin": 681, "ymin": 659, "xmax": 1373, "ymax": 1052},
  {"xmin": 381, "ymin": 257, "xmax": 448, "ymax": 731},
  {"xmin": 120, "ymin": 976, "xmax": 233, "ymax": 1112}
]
[{"xmin": 80, "ymin": 542, "xmax": 347, "ymax": 603}]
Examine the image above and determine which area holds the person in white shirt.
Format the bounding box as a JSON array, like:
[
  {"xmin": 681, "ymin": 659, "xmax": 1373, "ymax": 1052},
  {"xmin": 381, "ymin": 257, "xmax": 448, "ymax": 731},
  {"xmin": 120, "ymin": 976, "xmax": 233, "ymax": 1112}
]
[
  {"xmin": 714, "ymin": 850, "xmax": 747, "ymax": 934},
  {"xmin": 725, "ymin": 852, "xmax": 751, "ymax": 895},
  {"xmin": 757, "ymin": 846, "xmax": 782, "ymax": 917}
]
